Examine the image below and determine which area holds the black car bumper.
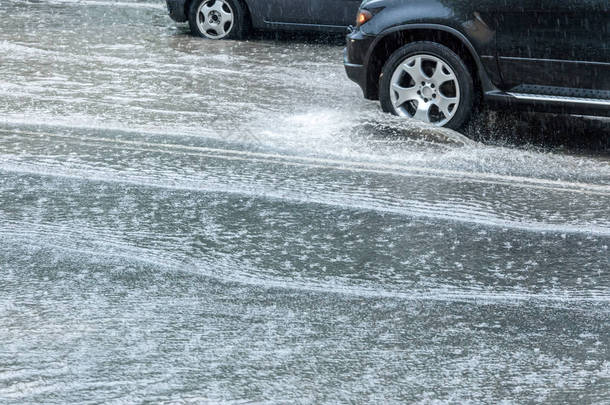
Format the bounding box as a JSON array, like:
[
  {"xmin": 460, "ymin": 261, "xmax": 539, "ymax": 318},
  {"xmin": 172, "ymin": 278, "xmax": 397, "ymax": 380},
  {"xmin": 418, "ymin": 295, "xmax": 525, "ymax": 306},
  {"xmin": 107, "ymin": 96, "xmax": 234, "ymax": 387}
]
[
  {"xmin": 166, "ymin": 0, "xmax": 188, "ymax": 22},
  {"xmin": 344, "ymin": 30, "xmax": 377, "ymax": 99},
  {"xmin": 344, "ymin": 49, "xmax": 366, "ymax": 89}
]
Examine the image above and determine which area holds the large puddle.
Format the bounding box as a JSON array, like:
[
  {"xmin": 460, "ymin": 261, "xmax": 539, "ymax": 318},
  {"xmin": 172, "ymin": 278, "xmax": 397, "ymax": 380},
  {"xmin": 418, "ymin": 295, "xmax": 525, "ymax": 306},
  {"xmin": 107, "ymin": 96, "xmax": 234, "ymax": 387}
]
[{"xmin": 1, "ymin": 0, "xmax": 609, "ymax": 402}]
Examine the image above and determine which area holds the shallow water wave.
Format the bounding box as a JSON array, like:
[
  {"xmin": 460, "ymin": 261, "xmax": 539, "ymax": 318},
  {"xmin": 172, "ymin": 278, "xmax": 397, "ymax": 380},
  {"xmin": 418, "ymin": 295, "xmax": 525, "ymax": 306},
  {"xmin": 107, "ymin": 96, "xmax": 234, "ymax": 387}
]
[
  {"xmin": 2, "ymin": 128, "xmax": 609, "ymax": 194},
  {"xmin": 3, "ymin": 153, "xmax": 610, "ymax": 235},
  {"xmin": 1, "ymin": 116, "xmax": 609, "ymax": 185},
  {"xmin": 2, "ymin": 203, "xmax": 609, "ymax": 306},
  {"xmin": 2, "ymin": 231, "xmax": 609, "ymax": 305},
  {"xmin": 2, "ymin": 243, "xmax": 608, "ymax": 403},
  {"xmin": 2, "ymin": 170, "xmax": 609, "ymax": 296}
]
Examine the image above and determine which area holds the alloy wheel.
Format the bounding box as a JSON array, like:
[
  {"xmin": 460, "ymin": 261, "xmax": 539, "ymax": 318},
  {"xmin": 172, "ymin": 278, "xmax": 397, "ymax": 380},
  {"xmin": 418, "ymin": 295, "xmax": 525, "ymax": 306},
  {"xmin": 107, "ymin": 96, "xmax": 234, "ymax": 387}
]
[
  {"xmin": 196, "ymin": 0, "xmax": 234, "ymax": 39},
  {"xmin": 389, "ymin": 54, "xmax": 460, "ymax": 126}
]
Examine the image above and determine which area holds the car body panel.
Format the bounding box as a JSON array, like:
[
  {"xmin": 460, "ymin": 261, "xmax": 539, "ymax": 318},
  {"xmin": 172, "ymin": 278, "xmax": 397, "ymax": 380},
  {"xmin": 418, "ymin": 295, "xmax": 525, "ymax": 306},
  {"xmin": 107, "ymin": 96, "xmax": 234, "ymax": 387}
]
[
  {"xmin": 166, "ymin": 0, "xmax": 188, "ymax": 22},
  {"xmin": 358, "ymin": 0, "xmax": 498, "ymax": 55},
  {"xmin": 491, "ymin": 0, "xmax": 610, "ymax": 91},
  {"xmin": 248, "ymin": 0, "xmax": 360, "ymax": 27}
]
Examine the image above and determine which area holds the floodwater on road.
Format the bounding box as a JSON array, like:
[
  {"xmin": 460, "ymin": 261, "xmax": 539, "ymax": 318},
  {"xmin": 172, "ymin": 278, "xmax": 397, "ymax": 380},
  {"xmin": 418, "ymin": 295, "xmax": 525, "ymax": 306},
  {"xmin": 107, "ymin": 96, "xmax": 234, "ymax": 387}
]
[{"xmin": 1, "ymin": 0, "xmax": 609, "ymax": 403}]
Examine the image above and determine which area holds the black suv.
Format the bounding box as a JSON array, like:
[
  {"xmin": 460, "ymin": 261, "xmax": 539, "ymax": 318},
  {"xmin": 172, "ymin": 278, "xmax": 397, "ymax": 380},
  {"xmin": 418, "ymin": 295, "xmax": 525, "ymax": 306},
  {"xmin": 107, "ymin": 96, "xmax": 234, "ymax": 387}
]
[{"xmin": 345, "ymin": 0, "xmax": 610, "ymax": 129}]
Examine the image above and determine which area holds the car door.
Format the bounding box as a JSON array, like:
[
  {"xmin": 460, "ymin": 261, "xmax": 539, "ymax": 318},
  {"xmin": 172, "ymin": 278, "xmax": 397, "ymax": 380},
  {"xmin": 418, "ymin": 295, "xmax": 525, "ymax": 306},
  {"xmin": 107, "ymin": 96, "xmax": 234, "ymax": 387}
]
[
  {"xmin": 309, "ymin": 0, "xmax": 361, "ymax": 26},
  {"xmin": 493, "ymin": 0, "xmax": 610, "ymax": 92},
  {"xmin": 262, "ymin": 0, "xmax": 360, "ymax": 26}
]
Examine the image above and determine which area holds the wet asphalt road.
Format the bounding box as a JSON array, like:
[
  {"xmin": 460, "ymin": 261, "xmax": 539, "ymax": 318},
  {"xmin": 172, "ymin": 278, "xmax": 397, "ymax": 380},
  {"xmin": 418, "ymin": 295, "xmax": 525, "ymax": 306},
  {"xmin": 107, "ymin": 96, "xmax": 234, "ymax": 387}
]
[{"xmin": 1, "ymin": 0, "xmax": 610, "ymax": 403}]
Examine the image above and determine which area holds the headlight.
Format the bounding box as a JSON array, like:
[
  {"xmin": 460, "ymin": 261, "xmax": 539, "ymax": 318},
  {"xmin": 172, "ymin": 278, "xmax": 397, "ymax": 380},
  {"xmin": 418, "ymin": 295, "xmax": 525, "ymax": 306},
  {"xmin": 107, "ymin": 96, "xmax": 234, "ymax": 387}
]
[{"xmin": 356, "ymin": 10, "xmax": 374, "ymax": 27}]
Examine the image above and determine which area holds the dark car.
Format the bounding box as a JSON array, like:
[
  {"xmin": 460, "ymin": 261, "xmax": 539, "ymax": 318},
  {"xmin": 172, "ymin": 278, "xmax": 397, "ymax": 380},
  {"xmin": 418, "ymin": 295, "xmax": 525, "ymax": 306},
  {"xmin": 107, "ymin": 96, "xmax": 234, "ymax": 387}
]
[
  {"xmin": 166, "ymin": 0, "xmax": 360, "ymax": 39},
  {"xmin": 345, "ymin": 0, "xmax": 610, "ymax": 129}
]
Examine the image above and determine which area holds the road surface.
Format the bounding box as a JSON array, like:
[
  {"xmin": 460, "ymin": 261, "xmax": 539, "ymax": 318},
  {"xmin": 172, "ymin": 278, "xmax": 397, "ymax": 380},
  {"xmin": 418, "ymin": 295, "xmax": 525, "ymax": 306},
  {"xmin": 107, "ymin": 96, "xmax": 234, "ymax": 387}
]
[{"xmin": 1, "ymin": 0, "xmax": 609, "ymax": 402}]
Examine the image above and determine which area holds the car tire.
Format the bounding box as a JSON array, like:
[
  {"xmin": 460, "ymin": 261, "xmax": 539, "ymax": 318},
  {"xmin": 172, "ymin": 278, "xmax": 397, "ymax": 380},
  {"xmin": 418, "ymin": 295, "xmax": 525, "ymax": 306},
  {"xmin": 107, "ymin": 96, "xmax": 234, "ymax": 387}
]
[
  {"xmin": 379, "ymin": 41, "xmax": 474, "ymax": 130},
  {"xmin": 189, "ymin": 0, "xmax": 249, "ymax": 40}
]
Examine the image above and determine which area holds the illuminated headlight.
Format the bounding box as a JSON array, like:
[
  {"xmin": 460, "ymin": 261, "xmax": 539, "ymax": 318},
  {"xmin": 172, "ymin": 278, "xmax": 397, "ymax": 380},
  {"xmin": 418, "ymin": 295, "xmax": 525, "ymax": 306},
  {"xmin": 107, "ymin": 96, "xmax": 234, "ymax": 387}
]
[{"xmin": 356, "ymin": 10, "xmax": 374, "ymax": 27}]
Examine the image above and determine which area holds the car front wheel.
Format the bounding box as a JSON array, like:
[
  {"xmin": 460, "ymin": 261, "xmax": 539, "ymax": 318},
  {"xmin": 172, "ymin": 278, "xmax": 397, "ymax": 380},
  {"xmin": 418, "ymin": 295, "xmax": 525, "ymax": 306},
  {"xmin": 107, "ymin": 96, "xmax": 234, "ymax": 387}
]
[
  {"xmin": 379, "ymin": 41, "xmax": 474, "ymax": 130},
  {"xmin": 188, "ymin": 0, "xmax": 248, "ymax": 40}
]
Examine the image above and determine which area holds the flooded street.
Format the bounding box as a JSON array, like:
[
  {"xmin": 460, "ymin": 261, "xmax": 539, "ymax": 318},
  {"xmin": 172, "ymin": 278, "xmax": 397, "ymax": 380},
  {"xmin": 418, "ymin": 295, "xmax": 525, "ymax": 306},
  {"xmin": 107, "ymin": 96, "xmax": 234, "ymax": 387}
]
[{"xmin": 1, "ymin": 0, "xmax": 610, "ymax": 402}]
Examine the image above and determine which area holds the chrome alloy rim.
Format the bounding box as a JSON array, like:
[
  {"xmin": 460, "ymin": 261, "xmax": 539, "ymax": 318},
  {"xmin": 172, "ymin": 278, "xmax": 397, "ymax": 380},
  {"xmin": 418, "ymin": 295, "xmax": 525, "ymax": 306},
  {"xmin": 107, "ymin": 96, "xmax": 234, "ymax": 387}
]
[
  {"xmin": 196, "ymin": 0, "xmax": 234, "ymax": 39},
  {"xmin": 389, "ymin": 54, "xmax": 460, "ymax": 126}
]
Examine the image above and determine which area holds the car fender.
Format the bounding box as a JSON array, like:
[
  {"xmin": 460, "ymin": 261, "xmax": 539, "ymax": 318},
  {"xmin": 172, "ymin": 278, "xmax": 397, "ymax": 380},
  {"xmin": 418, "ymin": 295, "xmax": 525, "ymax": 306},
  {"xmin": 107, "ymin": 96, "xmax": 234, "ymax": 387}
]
[{"xmin": 367, "ymin": 23, "xmax": 498, "ymax": 92}]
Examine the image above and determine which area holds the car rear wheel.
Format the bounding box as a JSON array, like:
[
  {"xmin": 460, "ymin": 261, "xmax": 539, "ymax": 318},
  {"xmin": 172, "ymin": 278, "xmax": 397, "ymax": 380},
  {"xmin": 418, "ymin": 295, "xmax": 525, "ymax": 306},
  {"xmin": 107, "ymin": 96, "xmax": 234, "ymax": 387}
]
[
  {"xmin": 188, "ymin": 0, "xmax": 248, "ymax": 40},
  {"xmin": 379, "ymin": 42, "xmax": 474, "ymax": 130}
]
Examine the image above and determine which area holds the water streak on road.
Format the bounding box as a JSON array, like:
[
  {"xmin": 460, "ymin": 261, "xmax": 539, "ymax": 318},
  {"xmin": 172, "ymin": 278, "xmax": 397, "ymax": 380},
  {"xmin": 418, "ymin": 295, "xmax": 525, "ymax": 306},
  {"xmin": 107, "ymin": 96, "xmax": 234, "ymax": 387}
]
[{"xmin": 1, "ymin": 0, "xmax": 609, "ymax": 402}]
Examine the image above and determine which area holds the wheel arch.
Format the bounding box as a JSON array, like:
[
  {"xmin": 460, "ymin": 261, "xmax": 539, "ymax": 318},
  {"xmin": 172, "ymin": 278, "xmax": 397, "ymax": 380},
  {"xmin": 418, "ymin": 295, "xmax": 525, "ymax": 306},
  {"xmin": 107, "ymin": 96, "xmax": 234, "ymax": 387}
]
[{"xmin": 363, "ymin": 24, "xmax": 494, "ymax": 101}]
